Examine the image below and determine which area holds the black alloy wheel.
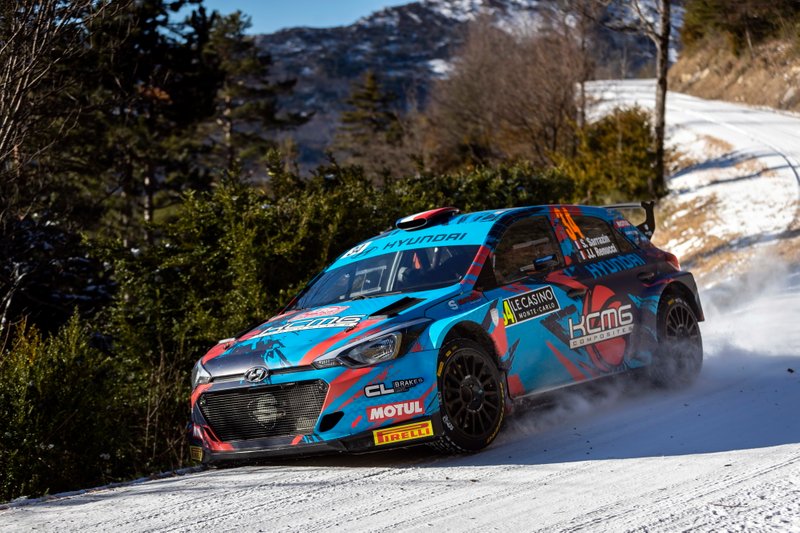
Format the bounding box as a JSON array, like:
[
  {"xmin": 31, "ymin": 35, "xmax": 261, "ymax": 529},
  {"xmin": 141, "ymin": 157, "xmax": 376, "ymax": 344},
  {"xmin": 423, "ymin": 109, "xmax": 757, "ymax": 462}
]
[
  {"xmin": 649, "ymin": 295, "xmax": 703, "ymax": 388},
  {"xmin": 434, "ymin": 339, "xmax": 506, "ymax": 453}
]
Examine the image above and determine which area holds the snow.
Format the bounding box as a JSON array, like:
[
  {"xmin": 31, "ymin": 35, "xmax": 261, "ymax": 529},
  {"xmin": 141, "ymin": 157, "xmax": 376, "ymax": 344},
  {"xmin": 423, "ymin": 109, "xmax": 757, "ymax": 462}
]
[
  {"xmin": 1, "ymin": 80, "xmax": 799, "ymax": 532},
  {"xmin": 591, "ymin": 79, "xmax": 800, "ymax": 287},
  {"xmin": 424, "ymin": 0, "xmax": 542, "ymax": 25},
  {"xmin": 427, "ymin": 58, "xmax": 453, "ymax": 77},
  {"xmin": 426, "ymin": 0, "xmax": 486, "ymax": 22}
]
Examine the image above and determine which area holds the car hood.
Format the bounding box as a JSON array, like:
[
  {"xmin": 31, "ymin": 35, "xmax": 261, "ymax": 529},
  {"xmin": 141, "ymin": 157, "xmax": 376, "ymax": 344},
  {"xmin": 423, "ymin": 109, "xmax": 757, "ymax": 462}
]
[{"xmin": 202, "ymin": 293, "xmax": 439, "ymax": 378}]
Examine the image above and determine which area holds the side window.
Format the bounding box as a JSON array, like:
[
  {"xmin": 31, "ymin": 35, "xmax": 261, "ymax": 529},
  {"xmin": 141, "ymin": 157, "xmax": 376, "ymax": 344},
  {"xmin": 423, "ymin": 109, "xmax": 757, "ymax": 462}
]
[
  {"xmin": 613, "ymin": 228, "xmax": 636, "ymax": 252},
  {"xmin": 613, "ymin": 217, "xmax": 651, "ymax": 249},
  {"xmin": 570, "ymin": 216, "xmax": 622, "ymax": 262},
  {"xmin": 493, "ymin": 217, "xmax": 562, "ymax": 285}
]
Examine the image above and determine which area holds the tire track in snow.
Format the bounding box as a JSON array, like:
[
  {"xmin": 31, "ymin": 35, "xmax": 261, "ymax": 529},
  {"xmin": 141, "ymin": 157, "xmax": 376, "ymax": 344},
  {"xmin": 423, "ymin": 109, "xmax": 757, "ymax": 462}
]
[
  {"xmin": 557, "ymin": 450, "xmax": 800, "ymax": 532},
  {"xmin": 669, "ymin": 97, "xmax": 800, "ymax": 186}
]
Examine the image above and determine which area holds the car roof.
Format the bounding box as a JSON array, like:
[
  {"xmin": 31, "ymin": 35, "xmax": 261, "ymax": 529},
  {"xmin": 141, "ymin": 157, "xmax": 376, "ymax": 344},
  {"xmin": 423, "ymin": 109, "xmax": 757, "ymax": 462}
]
[{"xmin": 329, "ymin": 204, "xmax": 618, "ymax": 269}]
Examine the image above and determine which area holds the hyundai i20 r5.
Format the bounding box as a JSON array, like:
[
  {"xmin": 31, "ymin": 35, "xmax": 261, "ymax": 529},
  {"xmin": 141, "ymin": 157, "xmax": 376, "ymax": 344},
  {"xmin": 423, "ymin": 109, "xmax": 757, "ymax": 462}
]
[{"xmin": 188, "ymin": 203, "xmax": 704, "ymax": 462}]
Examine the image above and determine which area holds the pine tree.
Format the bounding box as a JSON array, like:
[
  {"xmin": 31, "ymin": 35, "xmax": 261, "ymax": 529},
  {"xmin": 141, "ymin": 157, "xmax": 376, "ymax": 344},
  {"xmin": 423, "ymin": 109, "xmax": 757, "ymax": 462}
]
[
  {"xmin": 333, "ymin": 71, "xmax": 405, "ymax": 176},
  {"xmin": 88, "ymin": 1, "xmax": 223, "ymax": 243},
  {"xmin": 200, "ymin": 11, "xmax": 309, "ymax": 177}
]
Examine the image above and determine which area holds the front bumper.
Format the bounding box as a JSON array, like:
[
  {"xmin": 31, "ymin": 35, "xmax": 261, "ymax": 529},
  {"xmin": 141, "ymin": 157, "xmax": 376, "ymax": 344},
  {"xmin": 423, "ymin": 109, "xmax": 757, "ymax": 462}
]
[
  {"xmin": 189, "ymin": 415, "xmax": 443, "ymax": 463},
  {"xmin": 188, "ymin": 348, "xmax": 441, "ymax": 462}
]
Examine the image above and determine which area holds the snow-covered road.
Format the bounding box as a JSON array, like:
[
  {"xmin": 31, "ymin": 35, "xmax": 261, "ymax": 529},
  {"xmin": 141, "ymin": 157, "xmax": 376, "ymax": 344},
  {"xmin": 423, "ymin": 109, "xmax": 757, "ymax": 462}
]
[{"xmin": 2, "ymin": 80, "xmax": 800, "ymax": 532}]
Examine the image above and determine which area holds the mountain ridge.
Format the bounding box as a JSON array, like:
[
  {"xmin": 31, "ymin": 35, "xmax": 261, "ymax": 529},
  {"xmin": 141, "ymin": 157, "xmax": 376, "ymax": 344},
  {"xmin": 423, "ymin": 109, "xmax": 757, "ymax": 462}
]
[{"xmin": 255, "ymin": 0, "xmax": 665, "ymax": 170}]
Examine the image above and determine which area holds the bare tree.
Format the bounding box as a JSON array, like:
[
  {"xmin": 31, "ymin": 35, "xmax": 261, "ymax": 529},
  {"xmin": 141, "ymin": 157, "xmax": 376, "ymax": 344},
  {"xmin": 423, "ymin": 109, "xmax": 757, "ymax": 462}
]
[
  {"xmin": 561, "ymin": 0, "xmax": 604, "ymax": 130},
  {"xmin": 603, "ymin": 0, "xmax": 674, "ymax": 197},
  {"xmin": 0, "ymin": 1, "xmax": 118, "ymax": 338},
  {"xmin": 423, "ymin": 15, "xmax": 583, "ymax": 172},
  {"xmin": 0, "ymin": 1, "xmax": 117, "ymax": 222}
]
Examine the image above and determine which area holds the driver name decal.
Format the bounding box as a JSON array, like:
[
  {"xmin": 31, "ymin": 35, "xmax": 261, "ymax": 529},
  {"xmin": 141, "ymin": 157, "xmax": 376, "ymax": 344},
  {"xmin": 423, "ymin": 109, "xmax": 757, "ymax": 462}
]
[{"xmin": 503, "ymin": 286, "xmax": 561, "ymax": 326}]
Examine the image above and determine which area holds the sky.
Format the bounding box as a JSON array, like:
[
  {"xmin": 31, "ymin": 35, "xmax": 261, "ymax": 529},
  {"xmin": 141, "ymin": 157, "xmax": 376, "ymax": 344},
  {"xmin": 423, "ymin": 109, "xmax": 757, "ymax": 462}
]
[{"xmin": 199, "ymin": 1, "xmax": 412, "ymax": 34}]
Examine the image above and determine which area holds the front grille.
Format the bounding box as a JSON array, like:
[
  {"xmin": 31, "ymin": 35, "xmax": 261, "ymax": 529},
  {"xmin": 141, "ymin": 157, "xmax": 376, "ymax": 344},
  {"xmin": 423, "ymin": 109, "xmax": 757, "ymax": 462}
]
[{"xmin": 198, "ymin": 380, "xmax": 328, "ymax": 442}]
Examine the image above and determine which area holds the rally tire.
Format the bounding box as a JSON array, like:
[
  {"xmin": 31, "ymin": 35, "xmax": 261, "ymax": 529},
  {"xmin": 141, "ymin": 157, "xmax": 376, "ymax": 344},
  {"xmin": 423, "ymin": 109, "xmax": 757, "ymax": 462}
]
[
  {"xmin": 432, "ymin": 339, "xmax": 505, "ymax": 454},
  {"xmin": 648, "ymin": 295, "xmax": 703, "ymax": 388}
]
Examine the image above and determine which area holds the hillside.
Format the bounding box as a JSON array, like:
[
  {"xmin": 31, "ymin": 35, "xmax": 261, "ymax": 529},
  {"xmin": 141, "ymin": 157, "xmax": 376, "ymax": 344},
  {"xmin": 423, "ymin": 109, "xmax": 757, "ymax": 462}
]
[
  {"xmin": 669, "ymin": 35, "xmax": 800, "ymax": 112},
  {"xmin": 257, "ymin": 0, "xmax": 661, "ymax": 170}
]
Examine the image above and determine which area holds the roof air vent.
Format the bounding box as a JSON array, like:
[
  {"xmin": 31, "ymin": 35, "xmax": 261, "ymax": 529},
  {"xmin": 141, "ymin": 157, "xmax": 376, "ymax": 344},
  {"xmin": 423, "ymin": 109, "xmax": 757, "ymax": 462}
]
[{"xmin": 395, "ymin": 207, "xmax": 460, "ymax": 231}]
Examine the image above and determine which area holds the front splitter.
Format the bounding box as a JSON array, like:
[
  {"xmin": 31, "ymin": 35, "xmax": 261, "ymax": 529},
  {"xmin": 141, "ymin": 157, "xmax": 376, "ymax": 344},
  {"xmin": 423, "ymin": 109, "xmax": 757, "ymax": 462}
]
[{"xmin": 198, "ymin": 415, "xmax": 443, "ymax": 464}]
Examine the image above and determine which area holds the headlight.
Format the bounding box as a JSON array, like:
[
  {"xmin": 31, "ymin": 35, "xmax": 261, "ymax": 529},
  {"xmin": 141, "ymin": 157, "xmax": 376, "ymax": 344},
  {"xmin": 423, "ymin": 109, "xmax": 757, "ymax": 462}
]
[
  {"xmin": 191, "ymin": 359, "xmax": 211, "ymax": 389},
  {"xmin": 311, "ymin": 318, "xmax": 430, "ymax": 369},
  {"xmin": 337, "ymin": 332, "xmax": 402, "ymax": 368}
]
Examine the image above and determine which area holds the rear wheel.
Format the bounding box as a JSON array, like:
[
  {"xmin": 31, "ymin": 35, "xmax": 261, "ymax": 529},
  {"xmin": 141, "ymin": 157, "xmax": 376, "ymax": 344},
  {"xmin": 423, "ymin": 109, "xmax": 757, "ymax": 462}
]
[
  {"xmin": 648, "ymin": 295, "xmax": 703, "ymax": 388},
  {"xmin": 433, "ymin": 339, "xmax": 505, "ymax": 453}
]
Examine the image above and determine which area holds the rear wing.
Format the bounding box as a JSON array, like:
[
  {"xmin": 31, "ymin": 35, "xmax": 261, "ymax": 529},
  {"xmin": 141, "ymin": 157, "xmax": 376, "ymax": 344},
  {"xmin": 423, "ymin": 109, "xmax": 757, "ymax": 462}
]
[{"xmin": 601, "ymin": 201, "xmax": 656, "ymax": 239}]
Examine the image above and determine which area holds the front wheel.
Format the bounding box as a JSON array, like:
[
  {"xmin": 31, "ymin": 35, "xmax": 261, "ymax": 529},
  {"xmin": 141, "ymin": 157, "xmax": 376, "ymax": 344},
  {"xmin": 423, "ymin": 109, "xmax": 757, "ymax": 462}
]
[
  {"xmin": 648, "ymin": 295, "xmax": 703, "ymax": 388},
  {"xmin": 433, "ymin": 339, "xmax": 506, "ymax": 453}
]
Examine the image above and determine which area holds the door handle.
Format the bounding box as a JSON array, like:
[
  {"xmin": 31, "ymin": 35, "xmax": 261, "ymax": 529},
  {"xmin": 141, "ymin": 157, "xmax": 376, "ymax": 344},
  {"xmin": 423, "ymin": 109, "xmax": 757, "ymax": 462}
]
[
  {"xmin": 637, "ymin": 271, "xmax": 656, "ymax": 283},
  {"xmin": 567, "ymin": 287, "xmax": 587, "ymax": 298}
]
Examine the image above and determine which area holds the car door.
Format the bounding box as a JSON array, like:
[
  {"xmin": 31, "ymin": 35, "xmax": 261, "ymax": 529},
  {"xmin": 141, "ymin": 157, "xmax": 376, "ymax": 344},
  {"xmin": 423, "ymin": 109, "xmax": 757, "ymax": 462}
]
[
  {"xmin": 550, "ymin": 209, "xmax": 652, "ymax": 375},
  {"xmin": 482, "ymin": 215, "xmax": 580, "ymax": 396}
]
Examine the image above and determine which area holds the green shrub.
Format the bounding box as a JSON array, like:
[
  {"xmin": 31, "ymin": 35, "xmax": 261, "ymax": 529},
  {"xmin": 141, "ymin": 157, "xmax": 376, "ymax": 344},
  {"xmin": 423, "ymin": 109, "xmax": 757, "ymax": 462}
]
[
  {"xmin": 0, "ymin": 315, "xmax": 131, "ymax": 501},
  {"xmin": 556, "ymin": 107, "xmax": 658, "ymax": 203}
]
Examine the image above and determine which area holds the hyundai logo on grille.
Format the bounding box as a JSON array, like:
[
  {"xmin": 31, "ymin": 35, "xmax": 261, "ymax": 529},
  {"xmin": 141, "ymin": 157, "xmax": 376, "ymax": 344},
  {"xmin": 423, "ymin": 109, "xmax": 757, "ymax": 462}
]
[{"xmin": 244, "ymin": 366, "xmax": 269, "ymax": 383}]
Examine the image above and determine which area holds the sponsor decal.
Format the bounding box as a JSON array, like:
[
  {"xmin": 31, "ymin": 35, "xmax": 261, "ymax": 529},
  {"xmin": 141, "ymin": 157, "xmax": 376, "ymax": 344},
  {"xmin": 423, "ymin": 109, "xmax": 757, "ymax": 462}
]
[
  {"xmin": 490, "ymin": 307, "xmax": 500, "ymax": 326},
  {"xmin": 614, "ymin": 219, "xmax": 632, "ymax": 229},
  {"xmin": 342, "ymin": 241, "xmax": 373, "ymax": 258},
  {"xmin": 373, "ymin": 420, "xmax": 434, "ymax": 446},
  {"xmin": 252, "ymin": 315, "xmax": 362, "ymax": 338},
  {"xmin": 364, "ymin": 377, "xmax": 424, "ymax": 398},
  {"xmin": 503, "ymin": 286, "xmax": 561, "ymax": 326},
  {"xmin": 569, "ymin": 304, "xmax": 634, "ymax": 349},
  {"xmin": 291, "ymin": 306, "xmax": 349, "ymax": 321},
  {"xmin": 441, "ymin": 414, "xmax": 455, "ymax": 431},
  {"xmin": 382, "ymin": 232, "xmax": 467, "ymax": 250},
  {"xmin": 189, "ymin": 446, "xmax": 203, "ymax": 462},
  {"xmin": 367, "ymin": 399, "xmax": 424, "ymax": 422},
  {"xmin": 585, "ymin": 253, "xmax": 646, "ymax": 279},
  {"xmin": 448, "ymin": 300, "xmax": 458, "ymax": 311}
]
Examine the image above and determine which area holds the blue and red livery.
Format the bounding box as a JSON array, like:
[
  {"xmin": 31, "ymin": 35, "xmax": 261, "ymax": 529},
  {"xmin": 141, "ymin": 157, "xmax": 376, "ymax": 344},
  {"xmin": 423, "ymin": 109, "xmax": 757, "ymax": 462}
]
[{"xmin": 188, "ymin": 203, "xmax": 703, "ymax": 462}]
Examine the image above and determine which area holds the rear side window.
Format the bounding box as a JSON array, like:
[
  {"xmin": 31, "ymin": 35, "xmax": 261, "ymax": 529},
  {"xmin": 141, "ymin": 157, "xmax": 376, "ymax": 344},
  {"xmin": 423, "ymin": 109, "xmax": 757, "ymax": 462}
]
[
  {"xmin": 613, "ymin": 217, "xmax": 650, "ymax": 249},
  {"xmin": 570, "ymin": 216, "xmax": 622, "ymax": 263}
]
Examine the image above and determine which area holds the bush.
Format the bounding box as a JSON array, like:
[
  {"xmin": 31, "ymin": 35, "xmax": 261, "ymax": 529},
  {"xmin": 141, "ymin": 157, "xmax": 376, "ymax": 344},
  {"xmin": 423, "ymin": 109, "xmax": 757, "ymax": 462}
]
[
  {"xmin": 556, "ymin": 107, "xmax": 658, "ymax": 203},
  {"xmin": 682, "ymin": 0, "xmax": 800, "ymax": 53},
  {"xmin": 0, "ymin": 315, "xmax": 131, "ymax": 501}
]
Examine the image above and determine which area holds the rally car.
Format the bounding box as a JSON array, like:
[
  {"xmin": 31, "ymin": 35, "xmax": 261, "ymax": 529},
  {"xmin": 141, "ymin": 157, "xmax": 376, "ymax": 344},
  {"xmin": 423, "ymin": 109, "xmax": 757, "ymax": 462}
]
[{"xmin": 188, "ymin": 203, "xmax": 703, "ymax": 462}]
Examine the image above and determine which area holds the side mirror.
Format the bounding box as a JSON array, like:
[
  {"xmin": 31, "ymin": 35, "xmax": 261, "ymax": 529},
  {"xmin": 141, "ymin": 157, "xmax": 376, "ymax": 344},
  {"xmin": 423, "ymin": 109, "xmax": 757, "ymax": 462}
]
[{"xmin": 533, "ymin": 254, "xmax": 559, "ymax": 271}]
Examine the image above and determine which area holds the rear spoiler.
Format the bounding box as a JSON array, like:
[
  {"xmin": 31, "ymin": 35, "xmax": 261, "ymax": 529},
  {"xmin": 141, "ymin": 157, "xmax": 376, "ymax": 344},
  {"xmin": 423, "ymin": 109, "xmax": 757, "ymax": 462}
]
[{"xmin": 601, "ymin": 201, "xmax": 656, "ymax": 239}]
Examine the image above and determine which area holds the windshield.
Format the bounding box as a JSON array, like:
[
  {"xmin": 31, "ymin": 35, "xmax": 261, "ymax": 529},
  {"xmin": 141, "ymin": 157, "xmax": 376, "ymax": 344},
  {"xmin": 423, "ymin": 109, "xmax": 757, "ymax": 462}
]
[{"xmin": 293, "ymin": 245, "xmax": 480, "ymax": 310}]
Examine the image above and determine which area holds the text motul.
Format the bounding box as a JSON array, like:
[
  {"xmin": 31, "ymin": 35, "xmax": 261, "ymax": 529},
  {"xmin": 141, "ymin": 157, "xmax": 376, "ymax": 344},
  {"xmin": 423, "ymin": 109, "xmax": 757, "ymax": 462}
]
[{"xmin": 368, "ymin": 400, "xmax": 423, "ymax": 422}]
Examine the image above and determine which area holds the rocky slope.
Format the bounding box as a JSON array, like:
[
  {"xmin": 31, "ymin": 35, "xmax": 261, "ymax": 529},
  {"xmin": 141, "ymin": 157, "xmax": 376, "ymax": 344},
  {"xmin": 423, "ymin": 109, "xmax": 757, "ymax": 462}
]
[{"xmin": 669, "ymin": 35, "xmax": 800, "ymax": 113}]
